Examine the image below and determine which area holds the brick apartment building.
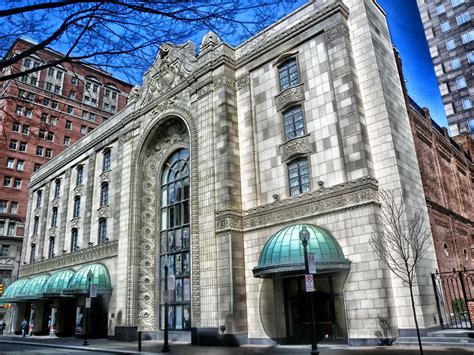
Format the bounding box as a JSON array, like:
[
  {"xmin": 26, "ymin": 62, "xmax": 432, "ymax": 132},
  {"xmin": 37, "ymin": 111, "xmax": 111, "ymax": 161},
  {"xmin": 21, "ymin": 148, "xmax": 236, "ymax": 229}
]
[{"xmin": 0, "ymin": 39, "xmax": 132, "ymax": 304}]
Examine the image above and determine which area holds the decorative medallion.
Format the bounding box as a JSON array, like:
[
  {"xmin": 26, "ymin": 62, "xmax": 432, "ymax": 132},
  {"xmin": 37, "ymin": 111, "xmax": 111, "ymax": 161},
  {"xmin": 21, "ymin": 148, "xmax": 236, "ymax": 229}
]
[
  {"xmin": 49, "ymin": 226, "xmax": 57, "ymax": 237},
  {"xmin": 34, "ymin": 208, "xmax": 41, "ymax": 217},
  {"xmin": 73, "ymin": 186, "xmax": 83, "ymax": 197},
  {"xmin": 51, "ymin": 198, "xmax": 60, "ymax": 207},
  {"xmin": 236, "ymin": 74, "xmax": 250, "ymax": 90},
  {"xmin": 100, "ymin": 171, "xmax": 111, "ymax": 183},
  {"xmin": 71, "ymin": 217, "xmax": 80, "ymax": 228}
]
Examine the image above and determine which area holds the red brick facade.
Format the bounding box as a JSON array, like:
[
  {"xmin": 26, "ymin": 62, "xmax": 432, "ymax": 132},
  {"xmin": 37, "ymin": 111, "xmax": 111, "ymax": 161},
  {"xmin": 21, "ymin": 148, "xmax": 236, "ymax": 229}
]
[{"xmin": 0, "ymin": 39, "xmax": 133, "ymax": 241}]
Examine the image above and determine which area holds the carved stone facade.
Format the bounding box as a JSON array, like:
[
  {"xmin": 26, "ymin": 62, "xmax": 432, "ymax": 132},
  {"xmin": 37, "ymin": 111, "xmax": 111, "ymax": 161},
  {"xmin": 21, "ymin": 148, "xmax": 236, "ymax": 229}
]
[{"xmin": 13, "ymin": 0, "xmax": 439, "ymax": 348}]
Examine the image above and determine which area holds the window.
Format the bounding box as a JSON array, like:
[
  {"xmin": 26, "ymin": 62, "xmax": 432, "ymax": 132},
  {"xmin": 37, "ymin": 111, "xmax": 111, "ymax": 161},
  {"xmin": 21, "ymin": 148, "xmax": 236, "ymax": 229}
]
[
  {"xmin": 30, "ymin": 76, "xmax": 38, "ymax": 86},
  {"xmin": 45, "ymin": 148, "xmax": 53, "ymax": 159},
  {"xmin": 51, "ymin": 207, "xmax": 58, "ymax": 227},
  {"xmin": 91, "ymin": 98, "xmax": 97, "ymax": 107},
  {"xmin": 12, "ymin": 122, "xmax": 20, "ymax": 132},
  {"xmin": 436, "ymin": 4, "xmax": 445, "ymax": 14},
  {"xmin": 112, "ymin": 92, "xmax": 117, "ymax": 100},
  {"xmin": 22, "ymin": 125, "xmax": 29, "ymax": 135},
  {"xmin": 104, "ymin": 103, "xmax": 110, "ymax": 111},
  {"xmin": 90, "ymin": 113, "xmax": 96, "ymax": 121},
  {"xmin": 441, "ymin": 21, "xmax": 451, "ymax": 32},
  {"xmin": 16, "ymin": 160, "xmax": 24, "ymax": 171},
  {"xmin": 6, "ymin": 223, "xmax": 15, "ymax": 236},
  {"xmin": 48, "ymin": 68, "xmax": 54, "ymax": 76},
  {"xmin": 56, "ymin": 71, "xmax": 63, "ymax": 80},
  {"xmin": 100, "ymin": 183, "xmax": 109, "ymax": 206},
  {"xmin": 71, "ymin": 228, "xmax": 78, "ymax": 252},
  {"xmin": 3, "ymin": 176, "xmax": 12, "ymax": 187},
  {"xmin": 461, "ymin": 30, "xmax": 474, "ymax": 44},
  {"xmin": 71, "ymin": 77, "xmax": 78, "ymax": 85},
  {"xmin": 111, "ymin": 105, "xmax": 116, "ymax": 112},
  {"xmin": 43, "ymin": 98, "xmax": 50, "ymax": 106},
  {"xmin": 93, "ymin": 84, "xmax": 98, "ymax": 93},
  {"xmin": 34, "ymin": 163, "xmax": 41, "ymax": 171},
  {"xmin": 66, "ymin": 120, "xmax": 72, "ymax": 130},
  {"xmin": 0, "ymin": 201, "xmax": 7, "ymax": 213},
  {"xmin": 456, "ymin": 76, "xmax": 467, "ymax": 89},
  {"xmin": 10, "ymin": 202, "xmax": 18, "ymax": 214},
  {"xmin": 0, "ymin": 245, "xmax": 9, "ymax": 256},
  {"xmin": 451, "ymin": 0, "xmax": 465, "ymax": 7},
  {"xmin": 6, "ymin": 158, "xmax": 14, "ymax": 169},
  {"xmin": 283, "ymin": 106, "xmax": 305, "ymax": 141},
  {"xmin": 47, "ymin": 131, "xmax": 54, "ymax": 141},
  {"xmin": 39, "ymin": 129, "xmax": 46, "ymax": 139},
  {"xmin": 13, "ymin": 178, "xmax": 22, "ymax": 189},
  {"xmin": 462, "ymin": 98, "xmax": 472, "ymax": 110},
  {"xmin": 103, "ymin": 149, "xmax": 111, "ymax": 172},
  {"xmin": 25, "ymin": 108, "xmax": 32, "ymax": 118},
  {"xmin": 80, "ymin": 125, "xmax": 87, "ymax": 135},
  {"xmin": 36, "ymin": 190, "xmax": 42, "ymax": 208},
  {"xmin": 54, "ymin": 179, "xmax": 61, "ymax": 198},
  {"xmin": 21, "ymin": 75, "xmax": 28, "ymax": 83},
  {"xmin": 36, "ymin": 146, "xmax": 44, "ymax": 156},
  {"xmin": 73, "ymin": 196, "xmax": 81, "ymax": 218},
  {"xmin": 19, "ymin": 142, "xmax": 27, "ymax": 152},
  {"xmin": 64, "ymin": 136, "xmax": 70, "ymax": 146},
  {"xmin": 49, "ymin": 116, "xmax": 57, "ymax": 126},
  {"xmin": 468, "ymin": 51, "xmax": 474, "ymax": 63},
  {"xmin": 67, "ymin": 105, "xmax": 73, "ymax": 114},
  {"xmin": 451, "ymin": 57, "xmax": 461, "ymax": 70},
  {"xmin": 76, "ymin": 166, "xmax": 83, "ymax": 186},
  {"xmin": 33, "ymin": 216, "xmax": 39, "ymax": 235},
  {"xmin": 82, "ymin": 111, "xmax": 88, "ymax": 119},
  {"xmin": 15, "ymin": 106, "xmax": 22, "ymax": 115},
  {"xmin": 46, "ymin": 82, "xmax": 53, "ymax": 92},
  {"xmin": 41, "ymin": 113, "xmax": 48, "ymax": 123},
  {"xmin": 456, "ymin": 12, "xmax": 470, "ymax": 25},
  {"xmin": 24, "ymin": 59, "xmax": 31, "ymax": 68},
  {"xmin": 84, "ymin": 96, "xmax": 90, "ymax": 105},
  {"xmin": 159, "ymin": 148, "xmax": 191, "ymax": 331},
  {"xmin": 54, "ymin": 85, "xmax": 61, "ymax": 94},
  {"xmin": 446, "ymin": 39, "xmax": 456, "ymax": 50},
  {"xmin": 105, "ymin": 89, "xmax": 110, "ymax": 97},
  {"xmin": 68, "ymin": 91, "xmax": 76, "ymax": 100},
  {"xmin": 9, "ymin": 140, "xmax": 17, "ymax": 150},
  {"xmin": 279, "ymin": 58, "xmax": 299, "ymax": 91},
  {"xmin": 288, "ymin": 158, "xmax": 310, "ymax": 196},
  {"xmin": 98, "ymin": 218, "xmax": 107, "ymax": 244},
  {"xmin": 48, "ymin": 237, "xmax": 55, "ymax": 258},
  {"xmin": 52, "ymin": 101, "xmax": 58, "ymax": 109},
  {"xmin": 30, "ymin": 243, "xmax": 36, "ymax": 263}
]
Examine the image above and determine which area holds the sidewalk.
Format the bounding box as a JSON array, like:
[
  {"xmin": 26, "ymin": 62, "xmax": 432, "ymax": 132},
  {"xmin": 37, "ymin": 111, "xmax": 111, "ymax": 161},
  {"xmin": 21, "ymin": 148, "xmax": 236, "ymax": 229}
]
[{"xmin": 0, "ymin": 334, "xmax": 473, "ymax": 354}]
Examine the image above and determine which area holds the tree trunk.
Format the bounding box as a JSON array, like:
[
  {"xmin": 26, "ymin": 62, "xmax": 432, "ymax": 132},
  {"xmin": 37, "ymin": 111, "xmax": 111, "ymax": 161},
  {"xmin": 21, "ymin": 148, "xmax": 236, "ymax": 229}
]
[{"xmin": 409, "ymin": 282, "xmax": 423, "ymax": 355}]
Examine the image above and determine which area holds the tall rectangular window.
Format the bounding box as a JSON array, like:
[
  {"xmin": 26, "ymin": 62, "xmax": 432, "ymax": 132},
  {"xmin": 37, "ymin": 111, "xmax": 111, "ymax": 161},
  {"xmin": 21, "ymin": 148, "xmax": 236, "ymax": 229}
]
[
  {"xmin": 54, "ymin": 179, "xmax": 61, "ymax": 198},
  {"xmin": 278, "ymin": 58, "xmax": 299, "ymax": 91},
  {"xmin": 76, "ymin": 166, "xmax": 83, "ymax": 186},
  {"xmin": 462, "ymin": 98, "xmax": 472, "ymax": 110},
  {"xmin": 436, "ymin": 4, "xmax": 445, "ymax": 14},
  {"xmin": 71, "ymin": 229, "xmax": 78, "ymax": 252},
  {"xmin": 288, "ymin": 158, "xmax": 310, "ymax": 197},
  {"xmin": 456, "ymin": 76, "xmax": 467, "ymax": 89},
  {"xmin": 283, "ymin": 106, "xmax": 305, "ymax": 141},
  {"xmin": 456, "ymin": 12, "xmax": 470, "ymax": 25},
  {"xmin": 98, "ymin": 218, "xmax": 107, "ymax": 244},
  {"xmin": 48, "ymin": 237, "xmax": 55, "ymax": 258},
  {"xmin": 103, "ymin": 150, "xmax": 111, "ymax": 172},
  {"xmin": 33, "ymin": 216, "xmax": 39, "ymax": 235},
  {"xmin": 36, "ymin": 190, "xmax": 42, "ymax": 208},
  {"xmin": 30, "ymin": 243, "xmax": 36, "ymax": 263},
  {"xmin": 73, "ymin": 197, "xmax": 81, "ymax": 218},
  {"xmin": 51, "ymin": 207, "xmax": 58, "ymax": 227},
  {"xmin": 100, "ymin": 183, "xmax": 109, "ymax": 206}
]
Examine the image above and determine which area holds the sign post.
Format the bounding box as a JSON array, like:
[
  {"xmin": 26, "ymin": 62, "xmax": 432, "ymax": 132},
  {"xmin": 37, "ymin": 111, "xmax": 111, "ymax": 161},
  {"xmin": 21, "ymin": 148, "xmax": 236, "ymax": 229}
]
[{"xmin": 305, "ymin": 274, "xmax": 315, "ymax": 292}]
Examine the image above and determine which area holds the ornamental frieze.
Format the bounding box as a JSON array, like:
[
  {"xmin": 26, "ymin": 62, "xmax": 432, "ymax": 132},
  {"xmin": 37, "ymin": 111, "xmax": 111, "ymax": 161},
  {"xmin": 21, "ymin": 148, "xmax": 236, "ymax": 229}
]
[
  {"xmin": 242, "ymin": 176, "xmax": 379, "ymax": 231},
  {"xmin": 279, "ymin": 135, "xmax": 311, "ymax": 163},
  {"xmin": 73, "ymin": 186, "xmax": 84, "ymax": 197},
  {"xmin": 214, "ymin": 75, "xmax": 235, "ymax": 91},
  {"xmin": 19, "ymin": 241, "xmax": 118, "ymax": 277},
  {"xmin": 119, "ymin": 130, "xmax": 135, "ymax": 144},
  {"xmin": 215, "ymin": 210, "xmax": 244, "ymax": 232},
  {"xmin": 100, "ymin": 171, "xmax": 111, "ymax": 183},
  {"xmin": 325, "ymin": 23, "xmax": 350, "ymax": 43},
  {"xmin": 275, "ymin": 84, "xmax": 305, "ymax": 112},
  {"xmin": 236, "ymin": 74, "xmax": 249, "ymax": 90}
]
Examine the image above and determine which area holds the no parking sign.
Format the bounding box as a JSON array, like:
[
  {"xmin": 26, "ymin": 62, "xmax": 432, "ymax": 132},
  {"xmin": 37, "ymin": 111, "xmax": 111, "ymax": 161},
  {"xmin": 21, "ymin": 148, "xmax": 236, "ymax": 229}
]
[{"xmin": 305, "ymin": 274, "xmax": 315, "ymax": 292}]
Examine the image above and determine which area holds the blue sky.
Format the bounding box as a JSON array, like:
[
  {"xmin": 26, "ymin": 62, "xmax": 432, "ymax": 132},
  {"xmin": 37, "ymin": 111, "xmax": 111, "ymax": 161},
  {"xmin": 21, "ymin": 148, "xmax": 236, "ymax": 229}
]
[{"xmin": 377, "ymin": 0, "xmax": 447, "ymax": 127}]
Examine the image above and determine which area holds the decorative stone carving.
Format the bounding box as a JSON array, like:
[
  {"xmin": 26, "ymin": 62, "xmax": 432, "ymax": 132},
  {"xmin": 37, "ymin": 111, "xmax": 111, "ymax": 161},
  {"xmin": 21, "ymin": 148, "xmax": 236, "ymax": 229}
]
[
  {"xmin": 200, "ymin": 31, "xmax": 222, "ymax": 52},
  {"xmin": 71, "ymin": 217, "xmax": 80, "ymax": 228},
  {"xmin": 51, "ymin": 198, "xmax": 60, "ymax": 207},
  {"xmin": 279, "ymin": 135, "xmax": 311, "ymax": 162},
  {"xmin": 152, "ymin": 89, "xmax": 191, "ymax": 116},
  {"xmin": 100, "ymin": 171, "xmax": 111, "ymax": 183},
  {"xmin": 30, "ymin": 235, "xmax": 38, "ymax": 244},
  {"xmin": 140, "ymin": 42, "xmax": 197, "ymax": 105},
  {"xmin": 242, "ymin": 176, "xmax": 379, "ymax": 231},
  {"xmin": 73, "ymin": 185, "xmax": 83, "ymax": 197},
  {"xmin": 49, "ymin": 226, "xmax": 57, "ymax": 237},
  {"xmin": 34, "ymin": 208, "xmax": 41, "ymax": 217},
  {"xmin": 325, "ymin": 23, "xmax": 350, "ymax": 43},
  {"xmin": 214, "ymin": 75, "xmax": 235, "ymax": 90},
  {"xmin": 97, "ymin": 206, "xmax": 110, "ymax": 219},
  {"xmin": 19, "ymin": 241, "xmax": 118, "ymax": 277},
  {"xmin": 236, "ymin": 74, "xmax": 250, "ymax": 90},
  {"xmin": 275, "ymin": 84, "xmax": 305, "ymax": 111},
  {"xmin": 215, "ymin": 210, "xmax": 244, "ymax": 233},
  {"xmin": 119, "ymin": 130, "xmax": 135, "ymax": 144}
]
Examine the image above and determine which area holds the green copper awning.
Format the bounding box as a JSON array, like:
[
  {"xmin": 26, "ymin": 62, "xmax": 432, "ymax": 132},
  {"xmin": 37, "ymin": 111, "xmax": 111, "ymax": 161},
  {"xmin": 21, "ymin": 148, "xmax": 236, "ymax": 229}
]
[
  {"xmin": 43, "ymin": 269, "xmax": 75, "ymax": 297},
  {"xmin": 1, "ymin": 278, "xmax": 30, "ymax": 302},
  {"xmin": 253, "ymin": 224, "xmax": 350, "ymax": 278},
  {"xmin": 17, "ymin": 274, "xmax": 50, "ymax": 299},
  {"xmin": 64, "ymin": 263, "xmax": 112, "ymax": 295}
]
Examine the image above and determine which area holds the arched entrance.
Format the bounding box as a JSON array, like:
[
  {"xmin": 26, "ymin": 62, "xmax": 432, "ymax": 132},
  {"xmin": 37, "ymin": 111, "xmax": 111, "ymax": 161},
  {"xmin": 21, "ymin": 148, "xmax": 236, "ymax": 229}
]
[{"xmin": 253, "ymin": 224, "xmax": 350, "ymax": 344}]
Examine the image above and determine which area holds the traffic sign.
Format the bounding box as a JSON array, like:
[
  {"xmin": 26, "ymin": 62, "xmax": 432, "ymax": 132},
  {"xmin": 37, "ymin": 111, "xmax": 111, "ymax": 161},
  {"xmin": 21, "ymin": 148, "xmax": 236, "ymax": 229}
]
[{"xmin": 305, "ymin": 274, "xmax": 315, "ymax": 292}]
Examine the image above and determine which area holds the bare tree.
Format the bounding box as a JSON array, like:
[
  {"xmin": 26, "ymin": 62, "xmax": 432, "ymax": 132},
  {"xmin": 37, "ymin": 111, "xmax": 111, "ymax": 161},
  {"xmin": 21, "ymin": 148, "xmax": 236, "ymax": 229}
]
[
  {"xmin": 0, "ymin": 0, "xmax": 299, "ymax": 84},
  {"xmin": 370, "ymin": 189, "xmax": 432, "ymax": 355}
]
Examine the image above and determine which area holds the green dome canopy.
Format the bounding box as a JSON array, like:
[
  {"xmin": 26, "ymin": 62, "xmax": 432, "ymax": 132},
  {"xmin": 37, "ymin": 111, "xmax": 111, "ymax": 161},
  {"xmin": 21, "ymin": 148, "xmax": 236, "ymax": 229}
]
[
  {"xmin": 253, "ymin": 224, "xmax": 350, "ymax": 278},
  {"xmin": 64, "ymin": 263, "xmax": 112, "ymax": 294},
  {"xmin": 17, "ymin": 274, "xmax": 50, "ymax": 299},
  {"xmin": 43, "ymin": 269, "xmax": 75, "ymax": 297},
  {"xmin": 1, "ymin": 278, "xmax": 30, "ymax": 302}
]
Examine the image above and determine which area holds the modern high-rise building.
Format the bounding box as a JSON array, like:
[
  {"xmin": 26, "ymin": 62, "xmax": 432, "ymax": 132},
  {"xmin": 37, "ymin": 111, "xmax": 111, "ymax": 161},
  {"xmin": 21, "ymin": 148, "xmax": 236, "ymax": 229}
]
[
  {"xmin": 0, "ymin": 39, "xmax": 132, "ymax": 320},
  {"xmin": 417, "ymin": 0, "xmax": 473, "ymax": 137}
]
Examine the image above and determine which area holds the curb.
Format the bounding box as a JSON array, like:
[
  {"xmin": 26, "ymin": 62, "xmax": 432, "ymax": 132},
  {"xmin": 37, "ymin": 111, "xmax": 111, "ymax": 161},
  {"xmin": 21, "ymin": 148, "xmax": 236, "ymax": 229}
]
[{"xmin": 0, "ymin": 339, "xmax": 157, "ymax": 354}]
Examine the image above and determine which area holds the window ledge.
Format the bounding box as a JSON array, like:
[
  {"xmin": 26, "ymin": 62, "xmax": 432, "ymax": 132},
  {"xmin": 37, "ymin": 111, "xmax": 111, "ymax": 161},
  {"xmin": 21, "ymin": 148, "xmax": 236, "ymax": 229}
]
[
  {"xmin": 275, "ymin": 83, "xmax": 304, "ymax": 111},
  {"xmin": 279, "ymin": 134, "xmax": 311, "ymax": 163}
]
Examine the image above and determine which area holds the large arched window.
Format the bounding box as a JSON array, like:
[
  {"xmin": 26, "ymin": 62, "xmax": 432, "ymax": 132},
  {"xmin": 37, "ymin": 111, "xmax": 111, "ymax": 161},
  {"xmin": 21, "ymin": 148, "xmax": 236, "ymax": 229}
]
[{"xmin": 160, "ymin": 148, "xmax": 191, "ymax": 331}]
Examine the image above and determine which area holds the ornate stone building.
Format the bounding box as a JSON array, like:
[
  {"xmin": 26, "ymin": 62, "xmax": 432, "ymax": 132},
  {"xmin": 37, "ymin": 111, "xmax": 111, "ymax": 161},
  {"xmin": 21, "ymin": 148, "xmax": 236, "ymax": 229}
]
[{"xmin": 2, "ymin": 0, "xmax": 440, "ymax": 346}]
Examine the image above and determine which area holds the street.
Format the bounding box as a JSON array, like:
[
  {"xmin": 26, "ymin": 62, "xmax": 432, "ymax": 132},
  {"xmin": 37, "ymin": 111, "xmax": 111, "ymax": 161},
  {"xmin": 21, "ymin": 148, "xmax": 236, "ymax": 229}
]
[{"xmin": 0, "ymin": 342, "xmax": 117, "ymax": 354}]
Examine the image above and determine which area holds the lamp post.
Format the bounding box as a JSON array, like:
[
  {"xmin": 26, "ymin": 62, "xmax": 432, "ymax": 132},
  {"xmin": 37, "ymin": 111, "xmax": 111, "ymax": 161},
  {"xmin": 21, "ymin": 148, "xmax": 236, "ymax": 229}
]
[
  {"xmin": 162, "ymin": 258, "xmax": 170, "ymax": 353},
  {"xmin": 299, "ymin": 225, "xmax": 319, "ymax": 355},
  {"xmin": 83, "ymin": 270, "xmax": 93, "ymax": 346}
]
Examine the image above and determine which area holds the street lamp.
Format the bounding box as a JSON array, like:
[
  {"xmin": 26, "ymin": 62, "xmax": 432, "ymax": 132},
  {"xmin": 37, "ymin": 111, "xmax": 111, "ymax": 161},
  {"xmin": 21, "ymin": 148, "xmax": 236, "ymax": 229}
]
[
  {"xmin": 83, "ymin": 270, "xmax": 93, "ymax": 346},
  {"xmin": 162, "ymin": 258, "xmax": 170, "ymax": 353},
  {"xmin": 299, "ymin": 225, "xmax": 319, "ymax": 355}
]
